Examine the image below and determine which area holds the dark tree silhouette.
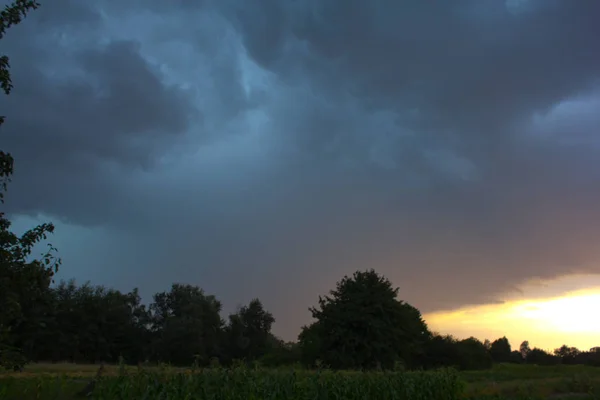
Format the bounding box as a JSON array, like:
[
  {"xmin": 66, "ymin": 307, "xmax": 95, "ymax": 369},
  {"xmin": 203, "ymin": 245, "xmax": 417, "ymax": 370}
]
[
  {"xmin": 3, "ymin": 266, "xmax": 600, "ymax": 370},
  {"xmin": 150, "ymin": 284, "xmax": 223, "ymax": 366},
  {"xmin": 554, "ymin": 345, "xmax": 581, "ymax": 365},
  {"xmin": 527, "ymin": 348, "xmax": 560, "ymax": 366},
  {"xmin": 420, "ymin": 334, "xmax": 462, "ymax": 370},
  {"xmin": 489, "ymin": 336, "xmax": 512, "ymax": 363},
  {"xmin": 300, "ymin": 269, "xmax": 430, "ymax": 370},
  {"xmin": 456, "ymin": 337, "xmax": 493, "ymax": 370},
  {"xmin": 224, "ymin": 298, "xmax": 275, "ymax": 363},
  {"xmin": 520, "ymin": 340, "xmax": 531, "ymax": 361}
]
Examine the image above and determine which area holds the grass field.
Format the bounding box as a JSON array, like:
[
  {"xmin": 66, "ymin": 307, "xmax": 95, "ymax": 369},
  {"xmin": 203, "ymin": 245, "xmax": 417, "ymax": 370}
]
[{"xmin": 1, "ymin": 363, "xmax": 599, "ymax": 399}]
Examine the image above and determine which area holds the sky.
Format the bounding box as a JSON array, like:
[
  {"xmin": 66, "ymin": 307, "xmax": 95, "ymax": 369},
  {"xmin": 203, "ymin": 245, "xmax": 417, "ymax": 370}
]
[{"xmin": 2, "ymin": 0, "xmax": 600, "ymax": 350}]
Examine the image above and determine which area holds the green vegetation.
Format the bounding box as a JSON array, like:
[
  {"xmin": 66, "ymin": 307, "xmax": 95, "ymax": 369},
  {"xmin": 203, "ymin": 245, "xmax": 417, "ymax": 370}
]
[
  {"xmin": 2, "ymin": 364, "xmax": 600, "ymax": 399},
  {"xmin": 1, "ymin": 367, "xmax": 465, "ymax": 400}
]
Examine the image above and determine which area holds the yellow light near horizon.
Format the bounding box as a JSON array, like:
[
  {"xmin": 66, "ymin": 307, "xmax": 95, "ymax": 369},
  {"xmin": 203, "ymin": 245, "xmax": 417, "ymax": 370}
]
[
  {"xmin": 509, "ymin": 292, "xmax": 600, "ymax": 333},
  {"xmin": 425, "ymin": 287, "xmax": 600, "ymax": 351}
]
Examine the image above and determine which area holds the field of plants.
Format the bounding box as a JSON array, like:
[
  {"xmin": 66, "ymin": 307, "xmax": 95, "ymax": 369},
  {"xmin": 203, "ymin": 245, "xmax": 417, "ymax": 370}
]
[{"xmin": 1, "ymin": 363, "xmax": 600, "ymax": 400}]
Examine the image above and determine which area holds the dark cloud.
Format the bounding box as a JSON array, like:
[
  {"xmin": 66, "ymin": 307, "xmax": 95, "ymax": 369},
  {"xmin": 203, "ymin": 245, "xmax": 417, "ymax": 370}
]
[
  {"xmin": 7, "ymin": 40, "xmax": 193, "ymax": 167},
  {"xmin": 0, "ymin": 1, "xmax": 200, "ymax": 224},
  {"xmin": 2, "ymin": 0, "xmax": 600, "ymax": 340}
]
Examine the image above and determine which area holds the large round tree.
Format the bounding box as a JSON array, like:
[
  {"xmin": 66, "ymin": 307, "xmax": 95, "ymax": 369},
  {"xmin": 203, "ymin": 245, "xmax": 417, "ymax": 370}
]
[{"xmin": 299, "ymin": 269, "xmax": 430, "ymax": 370}]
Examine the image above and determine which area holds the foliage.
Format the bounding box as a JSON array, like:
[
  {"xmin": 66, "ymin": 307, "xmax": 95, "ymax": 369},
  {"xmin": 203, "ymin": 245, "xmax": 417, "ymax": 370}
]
[
  {"xmin": 0, "ymin": 220, "xmax": 59, "ymax": 369},
  {"xmin": 554, "ymin": 345, "xmax": 581, "ymax": 365},
  {"xmin": 520, "ymin": 340, "xmax": 531, "ymax": 361},
  {"xmin": 300, "ymin": 269, "xmax": 431, "ymax": 370},
  {"xmin": 0, "ymin": 366, "xmax": 465, "ymax": 400},
  {"xmin": 577, "ymin": 347, "xmax": 600, "ymax": 367},
  {"xmin": 0, "ymin": 0, "xmax": 62, "ymax": 370},
  {"xmin": 489, "ymin": 336, "xmax": 512, "ymax": 363},
  {"xmin": 508, "ymin": 350, "xmax": 523, "ymax": 364},
  {"xmin": 223, "ymin": 298, "xmax": 275, "ymax": 363},
  {"xmin": 2, "ymin": 267, "xmax": 596, "ymax": 372},
  {"xmin": 0, "ymin": 0, "xmax": 41, "ymax": 196},
  {"xmin": 419, "ymin": 334, "xmax": 462, "ymax": 370},
  {"xmin": 527, "ymin": 348, "xmax": 560, "ymax": 366},
  {"xmin": 455, "ymin": 337, "xmax": 493, "ymax": 371},
  {"xmin": 3, "ymin": 261, "xmax": 600, "ymax": 373},
  {"xmin": 20, "ymin": 281, "xmax": 151, "ymax": 364},
  {"xmin": 259, "ymin": 338, "xmax": 301, "ymax": 367},
  {"xmin": 297, "ymin": 322, "xmax": 323, "ymax": 367},
  {"xmin": 7, "ymin": 363, "xmax": 600, "ymax": 400},
  {"xmin": 150, "ymin": 284, "xmax": 224, "ymax": 366}
]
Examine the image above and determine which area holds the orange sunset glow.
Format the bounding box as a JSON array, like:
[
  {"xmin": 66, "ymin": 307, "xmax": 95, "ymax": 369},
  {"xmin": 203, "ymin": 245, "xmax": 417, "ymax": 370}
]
[{"xmin": 425, "ymin": 274, "xmax": 600, "ymax": 352}]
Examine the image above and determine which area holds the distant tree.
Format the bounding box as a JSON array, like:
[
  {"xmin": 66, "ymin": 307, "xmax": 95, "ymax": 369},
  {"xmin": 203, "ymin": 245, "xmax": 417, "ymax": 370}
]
[
  {"xmin": 12, "ymin": 279, "xmax": 61, "ymax": 362},
  {"xmin": 576, "ymin": 348, "xmax": 600, "ymax": 367},
  {"xmin": 527, "ymin": 347, "xmax": 560, "ymax": 366},
  {"xmin": 455, "ymin": 337, "xmax": 493, "ymax": 370},
  {"xmin": 419, "ymin": 334, "xmax": 462, "ymax": 370},
  {"xmin": 118, "ymin": 287, "xmax": 152, "ymax": 363},
  {"xmin": 45, "ymin": 280, "xmax": 80, "ymax": 362},
  {"xmin": 519, "ymin": 340, "xmax": 531, "ymax": 361},
  {"xmin": 0, "ymin": 0, "xmax": 61, "ymax": 370},
  {"xmin": 78, "ymin": 285, "xmax": 150, "ymax": 364},
  {"xmin": 16, "ymin": 281, "xmax": 151, "ymax": 364},
  {"xmin": 509, "ymin": 350, "xmax": 523, "ymax": 364},
  {"xmin": 483, "ymin": 339, "xmax": 491, "ymax": 351},
  {"xmin": 489, "ymin": 336, "xmax": 512, "ymax": 363},
  {"xmin": 150, "ymin": 284, "xmax": 223, "ymax": 366},
  {"xmin": 297, "ymin": 322, "xmax": 323, "ymax": 367},
  {"xmin": 554, "ymin": 345, "xmax": 581, "ymax": 365},
  {"xmin": 299, "ymin": 269, "xmax": 431, "ymax": 370},
  {"xmin": 223, "ymin": 298, "xmax": 275, "ymax": 363},
  {"xmin": 259, "ymin": 335, "xmax": 301, "ymax": 367}
]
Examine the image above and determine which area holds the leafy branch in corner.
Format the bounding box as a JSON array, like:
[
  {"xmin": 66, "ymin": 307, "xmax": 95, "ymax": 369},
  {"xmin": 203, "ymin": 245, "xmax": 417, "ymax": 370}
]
[{"xmin": 0, "ymin": 1, "xmax": 61, "ymax": 371}]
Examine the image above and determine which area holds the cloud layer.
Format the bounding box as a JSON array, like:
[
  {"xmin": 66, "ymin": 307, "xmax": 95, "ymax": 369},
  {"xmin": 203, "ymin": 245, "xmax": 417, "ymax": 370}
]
[{"xmin": 2, "ymin": 0, "xmax": 600, "ymax": 339}]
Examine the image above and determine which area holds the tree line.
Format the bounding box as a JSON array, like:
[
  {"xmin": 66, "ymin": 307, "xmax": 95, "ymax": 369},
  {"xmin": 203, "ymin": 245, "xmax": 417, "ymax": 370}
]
[
  {"xmin": 2, "ymin": 1, "xmax": 600, "ymax": 373},
  {"xmin": 3, "ymin": 268, "xmax": 600, "ymax": 371}
]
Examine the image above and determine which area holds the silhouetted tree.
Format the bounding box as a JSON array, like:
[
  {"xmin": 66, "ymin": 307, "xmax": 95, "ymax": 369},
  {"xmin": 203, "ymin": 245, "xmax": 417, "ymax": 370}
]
[
  {"xmin": 299, "ymin": 269, "xmax": 430, "ymax": 370},
  {"xmin": 150, "ymin": 284, "xmax": 223, "ymax": 366},
  {"xmin": 297, "ymin": 322, "xmax": 323, "ymax": 367},
  {"xmin": 489, "ymin": 336, "xmax": 512, "ymax": 363},
  {"xmin": 509, "ymin": 350, "xmax": 523, "ymax": 364},
  {"xmin": 575, "ymin": 348, "xmax": 600, "ymax": 367},
  {"xmin": 527, "ymin": 347, "xmax": 560, "ymax": 366},
  {"xmin": 519, "ymin": 340, "xmax": 531, "ymax": 361},
  {"xmin": 15, "ymin": 281, "xmax": 151, "ymax": 364},
  {"xmin": 554, "ymin": 345, "xmax": 581, "ymax": 365},
  {"xmin": 259, "ymin": 335, "xmax": 301, "ymax": 367},
  {"xmin": 419, "ymin": 334, "xmax": 462, "ymax": 370},
  {"xmin": 456, "ymin": 337, "xmax": 493, "ymax": 370},
  {"xmin": 483, "ymin": 339, "xmax": 491, "ymax": 351},
  {"xmin": 223, "ymin": 298, "xmax": 275, "ymax": 363}
]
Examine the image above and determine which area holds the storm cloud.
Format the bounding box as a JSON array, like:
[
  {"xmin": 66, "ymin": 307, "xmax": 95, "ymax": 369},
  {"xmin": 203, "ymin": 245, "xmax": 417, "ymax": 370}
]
[{"xmin": 2, "ymin": 0, "xmax": 600, "ymax": 340}]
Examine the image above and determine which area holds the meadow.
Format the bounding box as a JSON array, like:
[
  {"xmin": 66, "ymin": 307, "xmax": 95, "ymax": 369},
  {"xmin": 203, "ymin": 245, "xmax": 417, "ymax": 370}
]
[{"xmin": 1, "ymin": 363, "xmax": 599, "ymax": 400}]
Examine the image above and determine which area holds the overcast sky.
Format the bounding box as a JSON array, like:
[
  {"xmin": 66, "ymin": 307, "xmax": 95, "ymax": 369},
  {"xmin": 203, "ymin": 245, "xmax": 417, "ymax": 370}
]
[{"xmin": 2, "ymin": 0, "xmax": 600, "ymax": 341}]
